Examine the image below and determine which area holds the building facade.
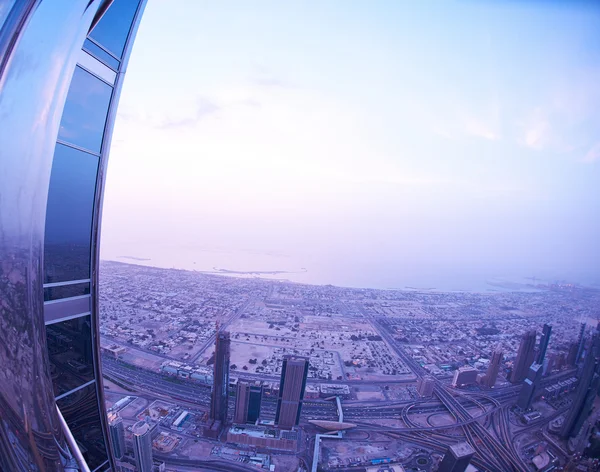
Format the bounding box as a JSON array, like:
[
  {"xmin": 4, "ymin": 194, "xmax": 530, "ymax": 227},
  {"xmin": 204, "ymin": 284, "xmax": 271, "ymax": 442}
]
[
  {"xmin": 0, "ymin": 1, "xmax": 145, "ymax": 471},
  {"xmin": 275, "ymin": 356, "xmax": 309, "ymax": 430},
  {"xmin": 108, "ymin": 413, "xmax": 126, "ymax": 460},
  {"xmin": 417, "ymin": 376, "xmax": 435, "ymax": 397},
  {"xmin": 132, "ymin": 421, "xmax": 154, "ymax": 472},
  {"xmin": 210, "ymin": 330, "xmax": 231, "ymax": 424},
  {"xmin": 510, "ymin": 330, "xmax": 537, "ymax": 383},
  {"xmin": 479, "ymin": 347, "xmax": 503, "ymax": 388},
  {"xmin": 536, "ymin": 324, "xmax": 552, "ymax": 364},
  {"xmin": 234, "ymin": 381, "xmax": 263, "ymax": 424},
  {"xmin": 451, "ymin": 367, "xmax": 478, "ymax": 388},
  {"xmin": 437, "ymin": 443, "xmax": 475, "ymax": 472}
]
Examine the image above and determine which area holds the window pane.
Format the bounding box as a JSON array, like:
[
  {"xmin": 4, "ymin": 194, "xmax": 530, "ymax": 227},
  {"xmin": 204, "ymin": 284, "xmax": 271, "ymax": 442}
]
[
  {"xmin": 44, "ymin": 283, "xmax": 90, "ymax": 301},
  {"xmin": 58, "ymin": 66, "xmax": 112, "ymax": 153},
  {"xmin": 57, "ymin": 383, "xmax": 108, "ymax": 471},
  {"xmin": 47, "ymin": 315, "xmax": 94, "ymax": 396},
  {"xmin": 83, "ymin": 39, "xmax": 120, "ymax": 71},
  {"xmin": 44, "ymin": 143, "xmax": 99, "ymax": 283},
  {"xmin": 88, "ymin": 0, "xmax": 140, "ymax": 59}
]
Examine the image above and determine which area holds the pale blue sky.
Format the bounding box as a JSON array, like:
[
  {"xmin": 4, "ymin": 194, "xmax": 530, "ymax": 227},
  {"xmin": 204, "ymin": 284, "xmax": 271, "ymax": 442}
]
[{"xmin": 101, "ymin": 1, "xmax": 600, "ymax": 288}]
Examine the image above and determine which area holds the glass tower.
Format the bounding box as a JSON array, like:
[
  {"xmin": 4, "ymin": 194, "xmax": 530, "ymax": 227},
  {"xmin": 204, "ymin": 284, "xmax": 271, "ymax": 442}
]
[{"xmin": 0, "ymin": 1, "xmax": 145, "ymax": 471}]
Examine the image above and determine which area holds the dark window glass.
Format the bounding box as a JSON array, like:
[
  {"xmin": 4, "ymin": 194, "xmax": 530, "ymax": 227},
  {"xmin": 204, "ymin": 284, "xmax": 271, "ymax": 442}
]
[
  {"xmin": 57, "ymin": 383, "xmax": 108, "ymax": 471},
  {"xmin": 47, "ymin": 315, "xmax": 94, "ymax": 396},
  {"xmin": 83, "ymin": 39, "xmax": 120, "ymax": 71},
  {"xmin": 44, "ymin": 144, "xmax": 99, "ymax": 283},
  {"xmin": 44, "ymin": 283, "xmax": 90, "ymax": 301},
  {"xmin": 58, "ymin": 66, "xmax": 112, "ymax": 153},
  {"xmin": 89, "ymin": 0, "xmax": 140, "ymax": 59}
]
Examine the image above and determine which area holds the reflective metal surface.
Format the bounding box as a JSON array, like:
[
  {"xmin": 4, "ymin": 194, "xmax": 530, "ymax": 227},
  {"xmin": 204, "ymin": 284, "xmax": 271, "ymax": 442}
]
[{"xmin": 0, "ymin": 1, "xmax": 102, "ymax": 470}]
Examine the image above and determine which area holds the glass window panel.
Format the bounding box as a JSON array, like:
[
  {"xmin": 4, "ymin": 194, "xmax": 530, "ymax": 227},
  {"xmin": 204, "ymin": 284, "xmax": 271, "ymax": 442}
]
[
  {"xmin": 44, "ymin": 283, "xmax": 90, "ymax": 301},
  {"xmin": 44, "ymin": 143, "xmax": 99, "ymax": 283},
  {"xmin": 58, "ymin": 66, "xmax": 112, "ymax": 153},
  {"xmin": 88, "ymin": 0, "xmax": 140, "ymax": 59},
  {"xmin": 57, "ymin": 383, "xmax": 108, "ymax": 471},
  {"xmin": 83, "ymin": 39, "xmax": 120, "ymax": 71},
  {"xmin": 47, "ymin": 315, "xmax": 94, "ymax": 396}
]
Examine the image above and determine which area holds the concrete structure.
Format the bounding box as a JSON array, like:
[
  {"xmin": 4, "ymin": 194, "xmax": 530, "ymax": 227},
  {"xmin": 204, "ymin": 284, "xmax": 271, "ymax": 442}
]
[
  {"xmin": 561, "ymin": 335, "xmax": 600, "ymax": 438},
  {"xmin": 234, "ymin": 381, "xmax": 262, "ymax": 425},
  {"xmin": 437, "ymin": 442, "xmax": 475, "ymax": 472},
  {"xmin": 480, "ymin": 347, "xmax": 503, "ymax": 388},
  {"xmin": 0, "ymin": 2, "xmax": 146, "ymax": 470},
  {"xmin": 132, "ymin": 421, "xmax": 153, "ymax": 472},
  {"xmin": 108, "ymin": 413, "xmax": 126, "ymax": 460},
  {"xmin": 320, "ymin": 384, "xmax": 351, "ymax": 398},
  {"xmin": 308, "ymin": 420, "xmax": 357, "ymax": 431},
  {"xmin": 451, "ymin": 367, "xmax": 478, "ymax": 387},
  {"xmin": 275, "ymin": 356, "xmax": 309, "ymax": 429},
  {"xmin": 210, "ymin": 330, "xmax": 231, "ymax": 424},
  {"xmin": 227, "ymin": 426, "xmax": 298, "ymax": 451},
  {"xmin": 536, "ymin": 324, "xmax": 552, "ymax": 364},
  {"xmin": 517, "ymin": 363, "xmax": 543, "ymax": 410},
  {"xmin": 417, "ymin": 376, "xmax": 436, "ymax": 397},
  {"xmin": 510, "ymin": 330, "xmax": 537, "ymax": 383}
]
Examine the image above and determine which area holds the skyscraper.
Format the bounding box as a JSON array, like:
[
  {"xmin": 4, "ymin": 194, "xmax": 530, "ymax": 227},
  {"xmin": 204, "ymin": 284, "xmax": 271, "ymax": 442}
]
[
  {"xmin": 517, "ymin": 363, "xmax": 542, "ymax": 410},
  {"xmin": 567, "ymin": 342, "xmax": 579, "ymax": 366},
  {"xmin": 481, "ymin": 347, "xmax": 503, "ymax": 388},
  {"xmin": 210, "ymin": 330, "xmax": 231, "ymax": 424},
  {"xmin": 561, "ymin": 335, "xmax": 600, "ymax": 438},
  {"xmin": 575, "ymin": 323, "xmax": 587, "ymax": 364},
  {"xmin": 0, "ymin": 2, "xmax": 145, "ymax": 471},
  {"xmin": 132, "ymin": 421, "xmax": 153, "ymax": 472},
  {"xmin": 234, "ymin": 381, "xmax": 263, "ymax": 424},
  {"xmin": 510, "ymin": 330, "xmax": 537, "ymax": 383},
  {"xmin": 108, "ymin": 412, "xmax": 126, "ymax": 460},
  {"xmin": 536, "ymin": 324, "xmax": 552, "ymax": 364},
  {"xmin": 275, "ymin": 356, "xmax": 309, "ymax": 430},
  {"xmin": 437, "ymin": 442, "xmax": 475, "ymax": 472}
]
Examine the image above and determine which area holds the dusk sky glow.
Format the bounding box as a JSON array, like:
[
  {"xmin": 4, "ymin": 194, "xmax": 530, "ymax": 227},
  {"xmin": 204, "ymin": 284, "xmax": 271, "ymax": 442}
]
[{"xmin": 101, "ymin": 1, "xmax": 600, "ymax": 289}]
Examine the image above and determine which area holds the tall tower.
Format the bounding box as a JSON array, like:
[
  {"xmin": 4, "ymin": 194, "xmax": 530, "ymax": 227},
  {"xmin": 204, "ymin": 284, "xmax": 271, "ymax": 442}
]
[
  {"xmin": 275, "ymin": 356, "xmax": 309, "ymax": 430},
  {"xmin": 517, "ymin": 363, "xmax": 543, "ymax": 410},
  {"xmin": 437, "ymin": 442, "xmax": 475, "ymax": 472},
  {"xmin": 210, "ymin": 330, "xmax": 231, "ymax": 424},
  {"xmin": 536, "ymin": 324, "xmax": 552, "ymax": 364},
  {"xmin": 561, "ymin": 335, "xmax": 600, "ymax": 438},
  {"xmin": 234, "ymin": 381, "xmax": 263, "ymax": 424},
  {"xmin": 575, "ymin": 323, "xmax": 587, "ymax": 364},
  {"xmin": 132, "ymin": 421, "xmax": 153, "ymax": 472},
  {"xmin": 483, "ymin": 347, "xmax": 503, "ymax": 388},
  {"xmin": 510, "ymin": 330, "xmax": 537, "ymax": 383},
  {"xmin": 108, "ymin": 413, "xmax": 126, "ymax": 460}
]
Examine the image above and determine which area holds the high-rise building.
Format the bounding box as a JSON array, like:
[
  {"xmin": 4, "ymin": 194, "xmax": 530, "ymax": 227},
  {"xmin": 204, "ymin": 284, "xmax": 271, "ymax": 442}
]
[
  {"xmin": 481, "ymin": 347, "xmax": 503, "ymax": 388},
  {"xmin": 210, "ymin": 330, "xmax": 231, "ymax": 424},
  {"xmin": 437, "ymin": 442, "xmax": 475, "ymax": 472},
  {"xmin": 0, "ymin": 2, "xmax": 145, "ymax": 471},
  {"xmin": 536, "ymin": 324, "xmax": 552, "ymax": 364},
  {"xmin": 567, "ymin": 342, "xmax": 579, "ymax": 366},
  {"xmin": 451, "ymin": 366, "xmax": 478, "ymax": 387},
  {"xmin": 234, "ymin": 381, "xmax": 263, "ymax": 424},
  {"xmin": 561, "ymin": 335, "xmax": 600, "ymax": 438},
  {"xmin": 510, "ymin": 330, "xmax": 537, "ymax": 383},
  {"xmin": 132, "ymin": 421, "xmax": 154, "ymax": 472},
  {"xmin": 517, "ymin": 363, "xmax": 542, "ymax": 410},
  {"xmin": 275, "ymin": 356, "xmax": 309, "ymax": 430},
  {"xmin": 575, "ymin": 323, "xmax": 587, "ymax": 364},
  {"xmin": 417, "ymin": 376, "xmax": 436, "ymax": 397},
  {"xmin": 108, "ymin": 412, "xmax": 126, "ymax": 460}
]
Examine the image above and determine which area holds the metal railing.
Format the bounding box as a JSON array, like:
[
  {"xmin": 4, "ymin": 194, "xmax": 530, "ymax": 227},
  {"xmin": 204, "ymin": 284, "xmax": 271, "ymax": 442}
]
[{"xmin": 56, "ymin": 405, "xmax": 91, "ymax": 472}]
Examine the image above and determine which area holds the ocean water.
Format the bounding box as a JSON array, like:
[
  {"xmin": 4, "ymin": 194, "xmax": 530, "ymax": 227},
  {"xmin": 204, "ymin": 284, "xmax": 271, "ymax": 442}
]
[{"xmin": 100, "ymin": 241, "xmax": 557, "ymax": 292}]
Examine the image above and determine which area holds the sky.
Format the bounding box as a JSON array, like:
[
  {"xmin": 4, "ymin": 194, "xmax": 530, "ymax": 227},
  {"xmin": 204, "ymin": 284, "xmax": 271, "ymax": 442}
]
[{"xmin": 101, "ymin": 0, "xmax": 600, "ymax": 289}]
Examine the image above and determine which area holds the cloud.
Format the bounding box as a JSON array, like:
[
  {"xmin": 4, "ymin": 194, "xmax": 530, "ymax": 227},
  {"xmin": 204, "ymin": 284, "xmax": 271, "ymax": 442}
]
[{"xmin": 157, "ymin": 98, "xmax": 220, "ymax": 129}]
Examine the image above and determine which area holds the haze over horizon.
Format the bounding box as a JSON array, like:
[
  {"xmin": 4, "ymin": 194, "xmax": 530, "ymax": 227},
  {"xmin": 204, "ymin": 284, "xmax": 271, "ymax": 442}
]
[{"xmin": 100, "ymin": 1, "xmax": 600, "ymax": 290}]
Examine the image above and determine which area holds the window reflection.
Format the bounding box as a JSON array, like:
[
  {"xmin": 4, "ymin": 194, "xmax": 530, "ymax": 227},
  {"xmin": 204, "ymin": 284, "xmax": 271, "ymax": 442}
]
[
  {"xmin": 83, "ymin": 39, "xmax": 120, "ymax": 71},
  {"xmin": 44, "ymin": 283, "xmax": 90, "ymax": 302},
  {"xmin": 58, "ymin": 66, "xmax": 112, "ymax": 153},
  {"xmin": 56, "ymin": 383, "xmax": 108, "ymax": 470},
  {"xmin": 44, "ymin": 143, "xmax": 99, "ymax": 283},
  {"xmin": 89, "ymin": 0, "xmax": 141, "ymax": 59},
  {"xmin": 47, "ymin": 315, "xmax": 94, "ymax": 396}
]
